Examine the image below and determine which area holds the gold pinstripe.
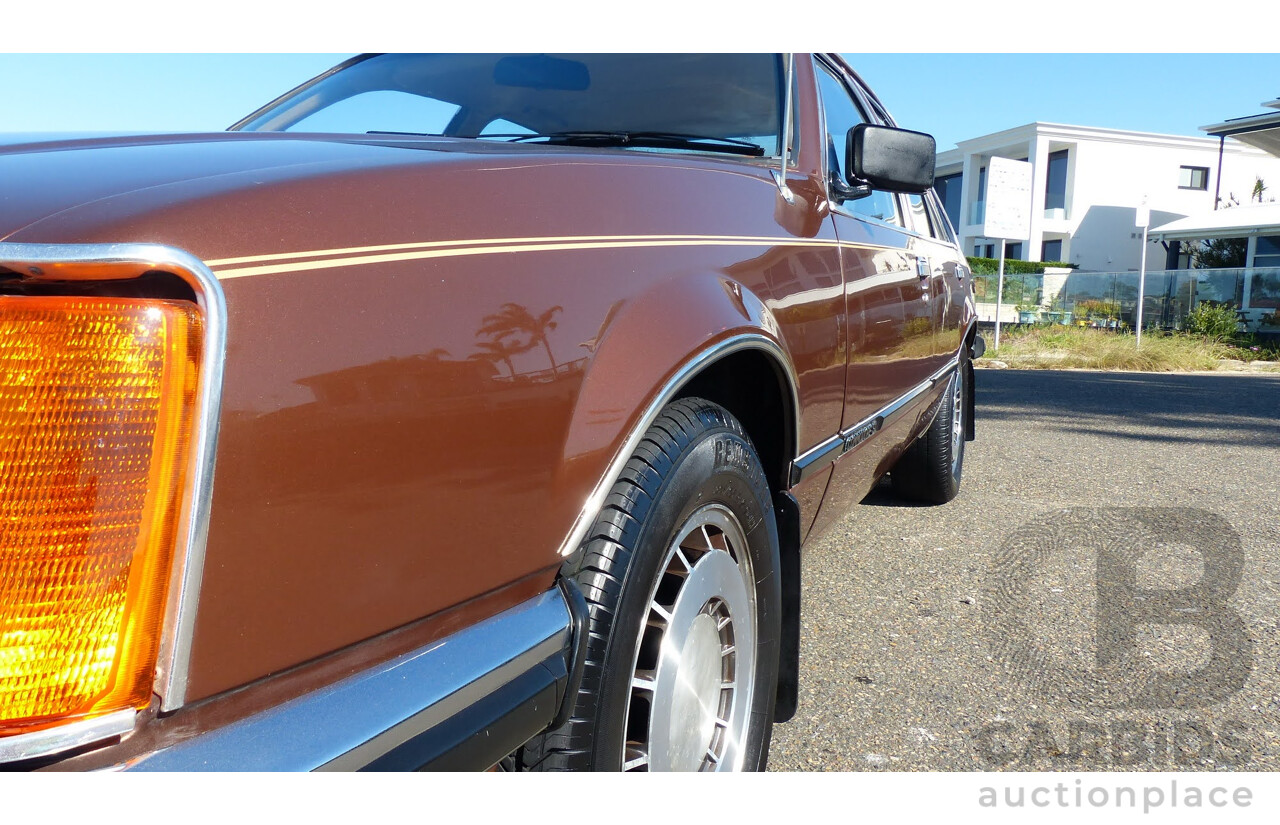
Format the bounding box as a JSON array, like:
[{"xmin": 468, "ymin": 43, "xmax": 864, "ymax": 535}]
[
  {"xmin": 204, "ymin": 234, "xmax": 895, "ymax": 279},
  {"xmin": 204, "ymin": 234, "xmax": 838, "ymax": 267}
]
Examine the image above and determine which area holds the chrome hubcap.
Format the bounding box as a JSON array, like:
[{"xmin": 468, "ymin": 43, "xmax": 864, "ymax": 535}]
[
  {"xmin": 665, "ymin": 609, "xmax": 727, "ymax": 770},
  {"xmin": 622, "ymin": 504, "xmax": 755, "ymax": 771}
]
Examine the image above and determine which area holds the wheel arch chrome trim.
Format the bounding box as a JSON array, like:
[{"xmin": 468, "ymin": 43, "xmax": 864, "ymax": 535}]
[
  {"xmin": 0, "ymin": 242, "xmax": 227, "ymax": 729},
  {"xmin": 556, "ymin": 332, "xmax": 800, "ymax": 559}
]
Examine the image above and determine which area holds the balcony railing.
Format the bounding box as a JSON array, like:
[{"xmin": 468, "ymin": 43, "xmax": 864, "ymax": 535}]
[{"xmin": 969, "ymin": 266, "xmax": 1280, "ymax": 330}]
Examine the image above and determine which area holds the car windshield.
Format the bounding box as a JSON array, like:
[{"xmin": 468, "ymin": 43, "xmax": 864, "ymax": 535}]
[{"xmin": 233, "ymin": 53, "xmax": 785, "ymax": 157}]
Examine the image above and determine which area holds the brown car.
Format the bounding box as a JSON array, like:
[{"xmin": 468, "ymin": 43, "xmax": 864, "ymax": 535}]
[{"xmin": 0, "ymin": 53, "xmax": 977, "ymax": 771}]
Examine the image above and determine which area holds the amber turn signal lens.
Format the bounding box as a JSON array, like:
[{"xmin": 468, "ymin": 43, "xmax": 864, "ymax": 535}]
[{"xmin": 0, "ymin": 296, "xmax": 202, "ymax": 735}]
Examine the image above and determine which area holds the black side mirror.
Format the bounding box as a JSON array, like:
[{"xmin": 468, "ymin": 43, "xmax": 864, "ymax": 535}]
[{"xmin": 845, "ymin": 123, "xmax": 936, "ymax": 193}]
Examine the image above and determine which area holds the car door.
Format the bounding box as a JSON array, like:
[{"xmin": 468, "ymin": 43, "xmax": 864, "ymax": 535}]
[
  {"xmin": 853, "ymin": 78, "xmax": 967, "ymax": 370},
  {"xmin": 806, "ymin": 56, "xmax": 941, "ymax": 529},
  {"xmin": 911, "ymin": 190, "xmax": 968, "ymax": 364},
  {"xmin": 813, "ymin": 58, "xmax": 936, "ymax": 430}
]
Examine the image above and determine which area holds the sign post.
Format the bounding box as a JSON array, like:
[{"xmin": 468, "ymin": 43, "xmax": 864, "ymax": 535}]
[
  {"xmin": 1135, "ymin": 201, "xmax": 1150, "ymax": 349},
  {"xmin": 983, "ymin": 157, "xmax": 1033, "ymax": 351},
  {"xmin": 995, "ymin": 244, "xmax": 1007, "ymax": 349}
]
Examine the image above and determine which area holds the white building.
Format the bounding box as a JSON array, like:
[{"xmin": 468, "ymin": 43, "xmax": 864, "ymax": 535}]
[
  {"xmin": 1147, "ymin": 100, "xmax": 1280, "ymax": 325},
  {"xmin": 934, "ymin": 122, "xmax": 1280, "ymax": 272}
]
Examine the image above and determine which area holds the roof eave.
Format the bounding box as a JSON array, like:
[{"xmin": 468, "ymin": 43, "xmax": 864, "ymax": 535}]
[{"xmin": 1201, "ymin": 112, "xmax": 1280, "ymax": 137}]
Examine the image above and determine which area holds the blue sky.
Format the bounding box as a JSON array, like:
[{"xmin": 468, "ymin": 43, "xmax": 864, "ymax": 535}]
[
  {"xmin": 2, "ymin": 53, "xmax": 1277, "ymax": 151},
  {"xmin": 854, "ymin": 54, "xmax": 1280, "ymax": 149}
]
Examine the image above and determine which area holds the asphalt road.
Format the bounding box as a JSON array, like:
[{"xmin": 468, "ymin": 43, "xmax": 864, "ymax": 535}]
[{"xmin": 769, "ymin": 368, "xmax": 1280, "ymax": 771}]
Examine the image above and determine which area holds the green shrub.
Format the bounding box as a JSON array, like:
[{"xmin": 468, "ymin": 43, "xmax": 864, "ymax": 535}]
[
  {"xmin": 966, "ymin": 257, "xmax": 1077, "ymax": 276},
  {"xmin": 1074, "ymin": 299, "xmax": 1121, "ymax": 321},
  {"xmin": 1222, "ymin": 334, "xmax": 1280, "ymax": 362},
  {"xmin": 1185, "ymin": 302, "xmax": 1240, "ymax": 341}
]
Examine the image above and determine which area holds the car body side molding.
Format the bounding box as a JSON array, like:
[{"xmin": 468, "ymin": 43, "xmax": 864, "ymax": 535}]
[
  {"xmin": 120, "ymin": 587, "xmax": 574, "ymax": 771},
  {"xmin": 790, "ymin": 355, "xmax": 959, "ymax": 486}
]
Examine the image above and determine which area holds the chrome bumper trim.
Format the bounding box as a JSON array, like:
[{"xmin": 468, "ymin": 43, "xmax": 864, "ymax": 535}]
[
  {"xmin": 121, "ymin": 588, "xmax": 574, "ymax": 771},
  {"xmin": 0, "ymin": 709, "xmax": 135, "ymax": 765},
  {"xmin": 790, "ymin": 355, "xmax": 959, "ymax": 486}
]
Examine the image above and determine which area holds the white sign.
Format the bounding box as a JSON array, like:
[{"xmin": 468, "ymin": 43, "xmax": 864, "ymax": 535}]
[
  {"xmin": 1135, "ymin": 205, "xmax": 1150, "ymax": 228},
  {"xmin": 983, "ymin": 156, "xmax": 1032, "ymax": 240}
]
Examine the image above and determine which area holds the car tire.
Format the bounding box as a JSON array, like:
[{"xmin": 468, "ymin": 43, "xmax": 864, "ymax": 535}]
[
  {"xmin": 890, "ymin": 364, "xmax": 966, "ymax": 504},
  {"xmin": 521, "ymin": 397, "xmax": 781, "ymax": 771}
]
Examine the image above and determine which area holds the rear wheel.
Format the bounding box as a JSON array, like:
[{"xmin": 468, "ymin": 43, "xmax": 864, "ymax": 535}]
[
  {"xmin": 890, "ymin": 365, "xmax": 966, "ymax": 504},
  {"xmin": 521, "ymin": 398, "xmax": 781, "ymax": 771}
]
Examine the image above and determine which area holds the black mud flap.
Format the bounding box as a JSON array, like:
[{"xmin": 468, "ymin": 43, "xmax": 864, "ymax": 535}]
[
  {"xmin": 964, "ymin": 356, "xmax": 976, "ymax": 441},
  {"xmin": 773, "ymin": 491, "xmax": 801, "ymax": 723}
]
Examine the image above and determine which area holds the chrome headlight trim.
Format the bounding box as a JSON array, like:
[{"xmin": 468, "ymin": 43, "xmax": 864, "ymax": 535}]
[{"xmin": 0, "ymin": 242, "xmax": 227, "ymax": 747}]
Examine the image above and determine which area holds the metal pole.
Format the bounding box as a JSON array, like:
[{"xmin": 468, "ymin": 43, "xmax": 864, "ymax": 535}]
[
  {"xmin": 1214, "ymin": 135, "xmax": 1225, "ymax": 210},
  {"xmin": 1137, "ymin": 224, "xmax": 1148, "ymax": 348},
  {"xmin": 995, "ymin": 240, "xmax": 1006, "ymax": 350}
]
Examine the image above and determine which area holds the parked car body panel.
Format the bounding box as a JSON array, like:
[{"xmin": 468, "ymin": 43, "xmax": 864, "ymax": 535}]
[
  {"xmin": 4, "ymin": 139, "xmax": 852, "ymax": 702},
  {"xmin": 0, "ymin": 53, "xmax": 975, "ymax": 768}
]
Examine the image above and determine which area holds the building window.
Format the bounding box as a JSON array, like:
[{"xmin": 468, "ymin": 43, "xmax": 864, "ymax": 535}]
[
  {"xmin": 1044, "ymin": 150, "xmax": 1068, "ymax": 210},
  {"xmin": 973, "ymin": 243, "xmax": 995, "ymax": 258},
  {"xmin": 1255, "ymin": 235, "xmax": 1280, "ymax": 266},
  {"xmin": 1042, "ymin": 239, "xmax": 1063, "ymax": 262},
  {"xmin": 1178, "ymin": 166, "xmax": 1209, "ymax": 190},
  {"xmin": 1252, "ymin": 235, "xmax": 1280, "ymax": 309},
  {"xmin": 1005, "ymin": 242, "xmax": 1023, "ymax": 261},
  {"xmin": 934, "ymin": 173, "xmax": 962, "ymax": 232}
]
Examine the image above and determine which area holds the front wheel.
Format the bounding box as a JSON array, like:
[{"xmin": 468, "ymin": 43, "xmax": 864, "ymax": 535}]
[{"xmin": 521, "ymin": 398, "xmax": 781, "ymax": 771}]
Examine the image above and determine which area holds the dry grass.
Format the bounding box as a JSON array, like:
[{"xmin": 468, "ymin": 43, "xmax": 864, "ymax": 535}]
[{"xmin": 981, "ymin": 326, "xmax": 1280, "ymax": 372}]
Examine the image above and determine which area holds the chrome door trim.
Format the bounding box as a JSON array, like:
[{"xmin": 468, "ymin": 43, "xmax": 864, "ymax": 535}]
[
  {"xmin": 556, "ymin": 332, "xmax": 801, "ymax": 559},
  {"xmin": 0, "ymin": 242, "xmax": 227, "ymax": 714},
  {"xmin": 119, "ymin": 588, "xmax": 574, "ymax": 771},
  {"xmin": 774, "ymin": 53, "xmax": 797, "ymax": 204},
  {"xmin": 790, "ymin": 354, "xmax": 958, "ymax": 486}
]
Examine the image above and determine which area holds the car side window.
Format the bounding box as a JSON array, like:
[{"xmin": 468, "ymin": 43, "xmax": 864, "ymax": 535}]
[
  {"xmin": 813, "ymin": 62, "xmax": 901, "ymax": 227},
  {"xmin": 905, "ymin": 193, "xmax": 932, "ymax": 237},
  {"xmin": 904, "ymin": 190, "xmax": 965, "ymax": 244},
  {"xmin": 924, "ymin": 190, "xmax": 959, "ymax": 244}
]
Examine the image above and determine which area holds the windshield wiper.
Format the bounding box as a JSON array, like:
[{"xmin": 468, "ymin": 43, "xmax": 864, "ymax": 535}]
[
  {"xmin": 364, "ymin": 129, "xmax": 768, "ymax": 157},
  {"xmin": 483, "ymin": 131, "xmax": 766, "ymax": 157}
]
